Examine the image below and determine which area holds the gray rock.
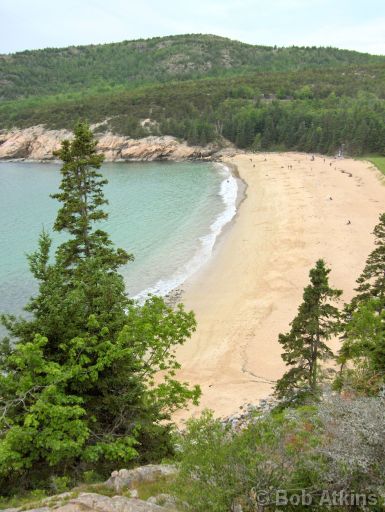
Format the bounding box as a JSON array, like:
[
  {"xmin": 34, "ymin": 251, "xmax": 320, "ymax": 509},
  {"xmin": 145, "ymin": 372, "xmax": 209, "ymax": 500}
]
[
  {"xmin": 106, "ymin": 464, "xmax": 177, "ymax": 492},
  {"xmin": 15, "ymin": 509, "xmax": 50, "ymax": 512},
  {"xmin": 54, "ymin": 493, "xmax": 167, "ymax": 511},
  {"xmin": 42, "ymin": 492, "xmax": 73, "ymax": 505}
]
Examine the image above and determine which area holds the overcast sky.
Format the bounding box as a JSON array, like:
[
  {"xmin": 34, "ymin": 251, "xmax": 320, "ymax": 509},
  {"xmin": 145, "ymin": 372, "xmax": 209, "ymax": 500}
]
[{"xmin": 1, "ymin": 0, "xmax": 385, "ymax": 55}]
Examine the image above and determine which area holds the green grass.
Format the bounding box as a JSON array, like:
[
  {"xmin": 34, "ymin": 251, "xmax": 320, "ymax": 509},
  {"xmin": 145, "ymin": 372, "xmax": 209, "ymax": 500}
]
[
  {"xmin": 365, "ymin": 156, "xmax": 385, "ymax": 175},
  {"xmin": 133, "ymin": 475, "xmax": 176, "ymax": 501},
  {"xmin": 0, "ymin": 490, "xmax": 49, "ymax": 510}
]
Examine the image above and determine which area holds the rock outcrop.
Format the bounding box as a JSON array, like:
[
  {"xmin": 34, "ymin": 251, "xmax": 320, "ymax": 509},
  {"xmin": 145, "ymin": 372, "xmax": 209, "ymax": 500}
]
[
  {"xmin": 0, "ymin": 126, "xmax": 229, "ymax": 162},
  {"xmin": 2, "ymin": 493, "xmax": 170, "ymax": 512},
  {"xmin": 0, "ymin": 127, "xmax": 72, "ymax": 160},
  {"xmin": 55, "ymin": 492, "xmax": 167, "ymax": 511},
  {"xmin": 106, "ymin": 464, "xmax": 177, "ymax": 493},
  {"xmin": 219, "ymin": 397, "xmax": 277, "ymax": 431},
  {"xmin": 1, "ymin": 464, "xmax": 180, "ymax": 512}
]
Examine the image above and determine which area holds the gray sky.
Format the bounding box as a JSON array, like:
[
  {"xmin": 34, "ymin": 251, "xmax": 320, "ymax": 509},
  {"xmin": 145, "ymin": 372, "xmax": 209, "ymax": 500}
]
[{"xmin": 1, "ymin": 0, "xmax": 385, "ymax": 54}]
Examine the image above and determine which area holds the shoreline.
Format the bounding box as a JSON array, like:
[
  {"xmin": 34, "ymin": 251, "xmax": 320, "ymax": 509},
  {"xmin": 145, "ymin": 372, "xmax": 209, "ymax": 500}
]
[
  {"xmin": 173, "ymin": 152, "xmax": 385, "ymax": 422},
  {"xmin": 163, "ymin": 164, "xmax": 247, "ymax": 308},
  {"xmin": 135, "ymin": 161, "xmax": 241, "ymax": 303}
]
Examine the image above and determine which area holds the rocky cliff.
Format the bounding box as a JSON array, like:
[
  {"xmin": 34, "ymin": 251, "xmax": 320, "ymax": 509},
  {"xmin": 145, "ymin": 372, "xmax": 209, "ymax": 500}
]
[{"xmin": 0, "ymin": 126, "xmax": 228, "ymax": 162}]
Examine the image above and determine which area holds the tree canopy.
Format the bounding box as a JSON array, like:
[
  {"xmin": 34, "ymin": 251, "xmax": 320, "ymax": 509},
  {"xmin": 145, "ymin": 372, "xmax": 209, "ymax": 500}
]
[
  {"xmin": 0, "ymin": 122, "xmax": 200, "ymax": 494},
  {"xmin": 275, "ymin": 259, "xmax": 342, "ymax": 403}
]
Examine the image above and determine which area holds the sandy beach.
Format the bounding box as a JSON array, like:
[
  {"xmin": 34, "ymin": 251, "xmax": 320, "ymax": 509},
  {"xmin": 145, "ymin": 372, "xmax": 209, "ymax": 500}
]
[{"xmin": 174, "ymin": 152, "xmax": 385, "ymax": 422}]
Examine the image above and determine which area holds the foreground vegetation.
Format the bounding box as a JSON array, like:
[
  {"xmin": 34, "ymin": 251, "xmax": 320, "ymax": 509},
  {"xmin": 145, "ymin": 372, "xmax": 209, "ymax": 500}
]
[
  {"xmin": 174, "ymin": 398, "xmax": 385, "ymax": 511},
  {"xmin": 0, "ymin": 123, "xmax": 200, "ymax": 495},
  {"xmin": 3, "ymin": 394, "xmax": 384, "ymax": 511}
]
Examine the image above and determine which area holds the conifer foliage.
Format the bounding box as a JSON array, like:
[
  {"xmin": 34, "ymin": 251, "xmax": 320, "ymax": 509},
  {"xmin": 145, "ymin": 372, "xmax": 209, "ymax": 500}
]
[
  {"xmin": 354, "ymin": 212, "xmax": 385, "ymax": 308},
  {"xmin": 52, "ymin": 122, "xmax": 131, "ymax": 270},
  {"xmin": 337, "ymin": 213, "xmax": 385, "ymax": 393},
  {"xmin": 275, "ymin": 260, "xmax": 341, "ymax": 402},
  {"xmin": 0, "ymin": 122, "xmax": 200, "ymax": 494}
]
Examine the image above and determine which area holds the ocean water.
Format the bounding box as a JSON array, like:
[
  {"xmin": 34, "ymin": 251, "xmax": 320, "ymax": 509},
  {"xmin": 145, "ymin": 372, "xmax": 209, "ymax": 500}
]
[{"xmin": 0, "ymin": 160, "xmax": 237, "ymax": 317}]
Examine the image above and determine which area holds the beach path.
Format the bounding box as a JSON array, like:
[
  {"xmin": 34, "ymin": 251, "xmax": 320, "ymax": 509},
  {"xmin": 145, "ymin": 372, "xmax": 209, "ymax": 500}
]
[{"xmin": 174, "ymin": 152, "xmax": 385, "ymax": 422}]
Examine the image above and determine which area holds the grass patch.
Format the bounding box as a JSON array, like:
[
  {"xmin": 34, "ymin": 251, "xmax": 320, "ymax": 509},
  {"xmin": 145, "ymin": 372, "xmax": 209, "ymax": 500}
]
[
  {"xmin": 132, "ymin": 475, "xmax": 176, "ymax": 501},
  {"xmin": 362, "ymin": 155, "xmax": 385, "ymax": 175},
  {"xmin": 0, "ymin": 490, "xmax": 48, "ymax": 511}
]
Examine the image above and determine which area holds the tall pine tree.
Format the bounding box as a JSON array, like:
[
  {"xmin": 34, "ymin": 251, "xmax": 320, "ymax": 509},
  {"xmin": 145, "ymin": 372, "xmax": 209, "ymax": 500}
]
[
  {"xmin": 337, "ymin": 213, "xmax": 385, "ymax": 394},
  {"xmin": 0, "ymin": 122, "xmax": 200, "ymax": 493},
  {"xmin": 354, "ymin": 212, "xmax": 385, "ymax": 309},
  {"xmin": 275, "ymin": 260, "xmax": 342, "ymax": 402},
  {"xmin": 3, "ymin": 123, "xmax": 133, "ymax": 349},
  {"xmin": 52, "ymin": 122, "xmax": 131, "ymax": 270}
]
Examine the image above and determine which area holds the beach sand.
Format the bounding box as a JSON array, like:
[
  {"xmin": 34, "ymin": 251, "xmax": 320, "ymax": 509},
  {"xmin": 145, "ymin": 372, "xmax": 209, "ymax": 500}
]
[{"xmin": 174, "ymin": 152, "xmax": 385, "ymax": 422}]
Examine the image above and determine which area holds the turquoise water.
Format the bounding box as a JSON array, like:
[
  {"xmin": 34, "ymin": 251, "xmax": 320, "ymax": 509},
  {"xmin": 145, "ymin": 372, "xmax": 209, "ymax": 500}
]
[{"xmin": 0, "ymin": 161, "xmax": 237, "ymax": 316}]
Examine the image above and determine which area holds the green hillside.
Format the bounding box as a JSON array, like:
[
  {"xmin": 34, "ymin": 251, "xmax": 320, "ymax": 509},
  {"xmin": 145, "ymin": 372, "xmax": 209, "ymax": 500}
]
[
  {"xmin": 1, "ymin": 34, "xmax": 384, "ymax": 100},
  {"xmin": 1, "ymin": 34, "xmax": 385, "ymax": 156}
]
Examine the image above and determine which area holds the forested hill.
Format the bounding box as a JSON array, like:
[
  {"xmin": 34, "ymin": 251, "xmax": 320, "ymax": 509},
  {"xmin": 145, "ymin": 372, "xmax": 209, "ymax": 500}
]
[
  {"xmin": 1, "ymin": 34, "xmax": 385, "ymax": 100},
  {"xmin": 1, "ymin": 34, "xmax": 385, "ymax": 157}
]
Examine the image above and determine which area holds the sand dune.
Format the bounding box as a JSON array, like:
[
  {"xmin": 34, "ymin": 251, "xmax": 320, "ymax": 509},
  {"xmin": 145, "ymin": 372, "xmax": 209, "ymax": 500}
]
[{"xmin": 174, "ymin": 152, "xmax": 385, "ymax": 422}]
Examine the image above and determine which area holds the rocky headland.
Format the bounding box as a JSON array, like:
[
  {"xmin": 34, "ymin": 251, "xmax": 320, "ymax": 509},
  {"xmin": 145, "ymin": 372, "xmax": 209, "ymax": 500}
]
[{"xmin": 0, "ymin": 126, "xmax": 233, "ymax": 162}]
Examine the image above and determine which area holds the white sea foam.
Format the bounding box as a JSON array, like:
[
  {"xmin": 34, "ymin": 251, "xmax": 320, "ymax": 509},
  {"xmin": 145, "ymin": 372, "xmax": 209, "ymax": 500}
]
[{"xmin": 135, "ymin": 163, "xmax": 238, "ymax": 302}]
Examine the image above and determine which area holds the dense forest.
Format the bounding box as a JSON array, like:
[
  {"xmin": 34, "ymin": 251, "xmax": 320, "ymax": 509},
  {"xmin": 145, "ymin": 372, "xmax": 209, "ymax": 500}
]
[
  {"xmin": 1, "ymin": 34, "xmax": 385, "ymax": 156},
  {"xmin": 1, "ymin": 34, "xmax": 384, "ymax": 100}
]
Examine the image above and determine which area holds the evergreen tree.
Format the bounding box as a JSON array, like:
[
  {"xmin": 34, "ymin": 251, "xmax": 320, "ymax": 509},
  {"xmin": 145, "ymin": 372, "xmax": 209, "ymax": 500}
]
[
  {"xmin": 51, "ymin": 121, "xmax": 131, "ymax": 270},
  {"xmin": 275, "ymin": 260, "xmax": 342, "ymax": 402},
  {"xmin": 0, "ymin": 122, "xmax": 200, "ymax": 494},
  {"xmin": 354, "ymin": 212, "xmax": 385, "ymax": 309},
  {"xmin": 3, "ymin": 122, "xmax": 133, "ymax": 350},
  {"xmin": 336, "ymin": 213, "xmax": 385, "ymax": 394}
]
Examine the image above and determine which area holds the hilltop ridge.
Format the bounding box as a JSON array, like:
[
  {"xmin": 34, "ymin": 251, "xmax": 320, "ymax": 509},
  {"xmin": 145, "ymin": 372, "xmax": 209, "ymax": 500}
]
[{"xmin": 1, "ymin": 33, "xmax": 384, "ymax": 101}]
